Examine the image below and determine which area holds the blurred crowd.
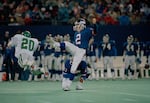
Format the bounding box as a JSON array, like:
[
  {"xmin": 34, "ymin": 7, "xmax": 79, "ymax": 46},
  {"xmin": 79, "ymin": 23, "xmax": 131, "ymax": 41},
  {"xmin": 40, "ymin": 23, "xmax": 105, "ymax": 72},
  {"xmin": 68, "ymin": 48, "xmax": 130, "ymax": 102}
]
[{"xmin": 0, "ymin": 0, "xmax": 150, "ymax": 25}]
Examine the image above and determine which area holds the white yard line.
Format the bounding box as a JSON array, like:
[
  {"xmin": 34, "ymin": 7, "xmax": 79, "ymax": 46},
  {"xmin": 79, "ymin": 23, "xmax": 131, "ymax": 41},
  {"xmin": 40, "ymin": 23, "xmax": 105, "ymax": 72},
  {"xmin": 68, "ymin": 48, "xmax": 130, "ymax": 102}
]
[
  {"xmin": 38, "ymin": 100, "xmax": 53, "ymax": 103},
  {"xmin": 116, "ymin": 92, "xmax": 150, "ymax": 98},
  {"xmin": 81, "ymin": 99, "xmax": 95, "ymax": 103},
  {"xmin": 123, "ymin": 98, "xmax": 137, "ymax": 102}
]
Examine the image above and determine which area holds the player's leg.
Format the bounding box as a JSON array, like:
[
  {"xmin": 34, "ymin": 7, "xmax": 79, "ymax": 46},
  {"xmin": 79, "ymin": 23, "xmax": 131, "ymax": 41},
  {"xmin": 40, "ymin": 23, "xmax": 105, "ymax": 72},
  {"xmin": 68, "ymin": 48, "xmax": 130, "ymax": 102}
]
[
  {"xmin": 50, "ymin": 39, "xmax": 86, "ymax": 74},
  {"xmin": 124, "ymin": 56, "xmax": 130, "ymax": 79},
  {"xmin": 130, "ymin": 56, "xmax": 136, "ymax": 79},
  {"xmin": 62, "ymin": 72, "xmax": 75, "ymax": 91},
  {"xmin": 0, "ymin": 55, "xmax": 3, "ymax": 71},
  {"xmin": 43, "ymin": 55, "xmax": 48, "ymax": 72},
  {"xmin": 103, "ymin": 56, "xmax": 108, "ymax": 79},
  {"xmin": 63, "ymin": 41, "xmax": 86, "ymax": 73},
  {"xmin": 70, "ymin": 48, "xmax": 86, "ymax": 73},
  {"xmin": 12, "ymin": 61, "xmax": 18, "ymax": 81},
  {"xmin": 76, "ymin": 61, "xmax": 89, "ymax": 90},
  {"xmin": 42, "ymin": 55, "xmax": 51, "ymax": 80},
  {"xmin": 19, "ymin": 53, "xmax": 46, "ymax": 80},
  {"xmin": 108, "ymin": 57, "xmax": 115, "ymax": 79},
  {"xmin": 91, "ymin": 56, "xmax": 99, "ymax": 80},
  {"xmin": 56, "ymin": 56, "xmax": 62, "ymax": 81},
  {"xmin": 86, "ymin": 56, "xmax": 94, "ymax": 80},
  {"xmin": 135, "ymin": 61, "xmax": 140, "ymax": 79},
  {"xmin": 62, "ymin": 77, "xmax": 73, "ymax": 91},
  {"xmin": 46, "ymin": 55, "xmax": 53, "ymax": 80},
  {"xmin": 148, "ymin": 55, "xmax": 150, "ymax": 66},
  {"xmin": 52, "ymin": 56, "xmax": 57, "ymax": 81}
]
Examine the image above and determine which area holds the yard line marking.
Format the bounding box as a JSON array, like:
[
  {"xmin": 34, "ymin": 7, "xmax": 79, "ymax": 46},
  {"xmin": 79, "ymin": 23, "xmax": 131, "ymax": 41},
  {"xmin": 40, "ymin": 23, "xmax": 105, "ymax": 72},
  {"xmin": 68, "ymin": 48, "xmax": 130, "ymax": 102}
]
[
  {"xmin": 38, "ymin": 100, "xmax": 53, "ymax": 103},
  {"xmin": 123, "ymin": 98, "xmax": 137, "ymax": 102},
  {"xmin": 116, "ymin": 92, "xmax": 150, "ymax": 98},
  {"xmin": 81, "ymin": 99, "xmax": 95, "ymax": 103}
]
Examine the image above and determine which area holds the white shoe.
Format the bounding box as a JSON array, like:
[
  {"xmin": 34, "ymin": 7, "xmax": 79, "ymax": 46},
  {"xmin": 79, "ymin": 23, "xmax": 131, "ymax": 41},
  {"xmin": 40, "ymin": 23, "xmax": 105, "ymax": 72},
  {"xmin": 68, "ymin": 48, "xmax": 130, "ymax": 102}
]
[
  {"xmin": 76, "ymin": 84, "xmax": 83, "ymax": 90},
  {"xmin": 63, "ymin": 87, "xmax": 70, "ymax": 91}
]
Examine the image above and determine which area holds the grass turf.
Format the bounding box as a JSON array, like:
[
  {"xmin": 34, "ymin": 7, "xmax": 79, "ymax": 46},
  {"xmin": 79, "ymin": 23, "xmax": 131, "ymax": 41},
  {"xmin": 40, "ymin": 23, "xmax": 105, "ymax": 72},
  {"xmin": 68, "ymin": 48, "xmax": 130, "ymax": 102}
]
[{"xmin": 0, "ymin": 79, "xmax": 150, "ymax": 103}]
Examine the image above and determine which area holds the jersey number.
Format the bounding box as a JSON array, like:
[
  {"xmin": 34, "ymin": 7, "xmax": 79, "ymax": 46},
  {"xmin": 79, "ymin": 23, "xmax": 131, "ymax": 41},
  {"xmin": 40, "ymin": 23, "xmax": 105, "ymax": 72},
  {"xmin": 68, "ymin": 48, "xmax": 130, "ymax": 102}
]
[
  {"xmin": 21, "ymin": 38, "xmax": 34, "ymax": 51},
  {"xmin": 75, "ymin": 34, "xmax": 81, "ymax": 45}
]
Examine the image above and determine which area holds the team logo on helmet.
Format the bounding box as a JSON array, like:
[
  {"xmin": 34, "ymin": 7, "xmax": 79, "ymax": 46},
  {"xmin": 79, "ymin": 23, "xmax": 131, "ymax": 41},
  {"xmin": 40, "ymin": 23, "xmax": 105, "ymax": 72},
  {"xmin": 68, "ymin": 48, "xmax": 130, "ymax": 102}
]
[{"xmin": 22, "ymin": 31, "xmax": 31, "ymax": 37}]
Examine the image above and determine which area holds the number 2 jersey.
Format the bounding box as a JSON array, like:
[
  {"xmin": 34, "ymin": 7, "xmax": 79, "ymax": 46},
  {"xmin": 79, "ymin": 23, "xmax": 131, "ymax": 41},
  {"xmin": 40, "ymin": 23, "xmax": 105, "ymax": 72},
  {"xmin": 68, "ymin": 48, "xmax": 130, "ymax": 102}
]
[
  {"xmin": 10, "ymin": 34, "xmax": 39, "ymax": 58},
  {"xmin": 74, "ymin": 27, "xmax": 93, "ymax": 49}
]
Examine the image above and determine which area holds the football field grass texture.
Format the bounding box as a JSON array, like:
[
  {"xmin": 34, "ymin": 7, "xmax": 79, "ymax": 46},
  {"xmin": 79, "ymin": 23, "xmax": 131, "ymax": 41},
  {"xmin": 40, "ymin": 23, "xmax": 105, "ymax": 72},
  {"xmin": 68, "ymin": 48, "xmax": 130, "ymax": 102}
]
[{"xmin": 0, "ymin": 79, "xmax": 150, "ymax": 103}]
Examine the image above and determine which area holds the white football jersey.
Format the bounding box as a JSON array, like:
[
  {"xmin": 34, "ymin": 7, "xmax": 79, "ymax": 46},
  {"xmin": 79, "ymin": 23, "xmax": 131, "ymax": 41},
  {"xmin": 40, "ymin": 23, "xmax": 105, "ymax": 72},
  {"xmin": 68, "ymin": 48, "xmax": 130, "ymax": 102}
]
[{"xmin": 10, "ymin": 34, "xmax": 39, "ymax": 58}]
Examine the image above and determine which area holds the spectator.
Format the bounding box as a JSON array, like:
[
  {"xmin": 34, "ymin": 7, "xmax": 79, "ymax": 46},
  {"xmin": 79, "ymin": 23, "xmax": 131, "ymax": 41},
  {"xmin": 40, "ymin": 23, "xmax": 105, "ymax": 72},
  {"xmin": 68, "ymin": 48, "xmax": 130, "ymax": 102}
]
[
  {"xmin": 58, "ymin": 3, "xmax": 69, "ymax": 24},
  {"xmin": 0, "ymin": 0, "xmax": 149, "ymax": 25},
  {"xmin": 118, "ymin": 12, "xmax": 131, "ymax": 25}
]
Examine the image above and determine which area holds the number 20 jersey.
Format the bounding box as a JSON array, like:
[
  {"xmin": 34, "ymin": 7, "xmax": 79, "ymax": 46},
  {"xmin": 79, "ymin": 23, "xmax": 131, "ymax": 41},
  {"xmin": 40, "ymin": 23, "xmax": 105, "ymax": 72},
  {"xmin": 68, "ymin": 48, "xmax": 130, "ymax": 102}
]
[{"xmin": 11, "ymin": 34, "xmax": 39, "ymax": 58}]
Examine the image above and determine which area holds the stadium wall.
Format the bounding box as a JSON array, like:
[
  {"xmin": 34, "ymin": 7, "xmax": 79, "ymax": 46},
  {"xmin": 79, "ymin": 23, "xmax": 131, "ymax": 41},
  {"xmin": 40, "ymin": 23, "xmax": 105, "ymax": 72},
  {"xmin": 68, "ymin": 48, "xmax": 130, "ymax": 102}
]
[{"xmin": 0, "ymin": 24, "xmax": 149, "ymax": 55}]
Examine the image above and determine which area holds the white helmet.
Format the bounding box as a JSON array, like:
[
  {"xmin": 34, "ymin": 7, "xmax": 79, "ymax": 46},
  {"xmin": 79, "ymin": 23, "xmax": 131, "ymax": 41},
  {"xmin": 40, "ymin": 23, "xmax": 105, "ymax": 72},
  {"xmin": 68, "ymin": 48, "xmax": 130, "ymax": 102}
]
[{"xmin": 74, "ymin": 18, "xmax": 86, "ymax": 32}]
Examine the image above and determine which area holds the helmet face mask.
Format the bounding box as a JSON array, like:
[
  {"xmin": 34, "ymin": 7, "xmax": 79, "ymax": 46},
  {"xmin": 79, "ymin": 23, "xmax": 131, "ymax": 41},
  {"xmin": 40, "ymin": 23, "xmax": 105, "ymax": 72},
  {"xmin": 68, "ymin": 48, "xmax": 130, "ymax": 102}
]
[
  {"xmin": 103, "ymin": 34, "xmax": 109, "ymax": 43},
  {"xmin": 22, "ymin": 31, "xmax": 31, "ymax": 37},
  {"xmin": 127, "ymin": 35, "xmax": 134, "ymax": 44},
  {"xmin": 74, "ymin": 18, "xmax": 86, "ymax": 32},
  {"xmin": 76, "ymin": 24, "xmax": 85, "ymax": 32}
]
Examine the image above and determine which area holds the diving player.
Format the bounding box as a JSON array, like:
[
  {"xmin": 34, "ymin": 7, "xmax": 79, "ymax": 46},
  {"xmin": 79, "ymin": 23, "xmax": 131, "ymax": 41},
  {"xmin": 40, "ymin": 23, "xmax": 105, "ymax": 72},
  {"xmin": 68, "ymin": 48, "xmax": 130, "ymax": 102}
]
[
  {"xmin": 7, "ymin": 31, "xmax": 45, "ymax": 74},
  {"xmin": 123, "ymin": 35, "xmax": 138, "ymax": 80}
]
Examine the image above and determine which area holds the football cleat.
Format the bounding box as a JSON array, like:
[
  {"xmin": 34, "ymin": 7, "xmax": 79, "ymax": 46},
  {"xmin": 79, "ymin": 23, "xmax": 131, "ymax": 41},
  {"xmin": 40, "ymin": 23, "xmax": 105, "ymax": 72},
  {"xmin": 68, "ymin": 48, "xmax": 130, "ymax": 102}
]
[
  {"xmin": 76, "ymin": 84, "xmax": 83, "ymax": 90},
  {"xmin": 63, "ymin": 87, "xmax": 70, "ymax": 91}
]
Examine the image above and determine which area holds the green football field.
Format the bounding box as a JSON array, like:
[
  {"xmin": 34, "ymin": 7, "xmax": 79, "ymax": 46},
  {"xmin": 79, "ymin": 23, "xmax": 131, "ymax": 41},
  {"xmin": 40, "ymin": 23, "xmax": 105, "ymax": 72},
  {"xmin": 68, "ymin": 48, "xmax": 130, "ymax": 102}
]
[{"xmin": 0, "ymin": 79, "xmax": 150, "ymax": 103}]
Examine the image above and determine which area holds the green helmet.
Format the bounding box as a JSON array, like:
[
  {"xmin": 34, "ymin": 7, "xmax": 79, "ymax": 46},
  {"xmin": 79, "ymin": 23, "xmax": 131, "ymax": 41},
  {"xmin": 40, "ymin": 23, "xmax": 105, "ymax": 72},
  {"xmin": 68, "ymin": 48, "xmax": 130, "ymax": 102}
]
[{"xmin": 22, "ymin": 31, "xmax": 31, "ymax": 37}]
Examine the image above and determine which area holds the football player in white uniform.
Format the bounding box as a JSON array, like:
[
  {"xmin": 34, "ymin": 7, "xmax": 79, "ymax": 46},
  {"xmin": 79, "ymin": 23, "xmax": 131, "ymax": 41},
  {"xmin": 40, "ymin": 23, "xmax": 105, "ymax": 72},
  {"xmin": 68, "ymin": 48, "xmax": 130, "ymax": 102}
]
[{"xmin": 7, "ymin": 31, "xmax": 46, "ymax": 77}]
